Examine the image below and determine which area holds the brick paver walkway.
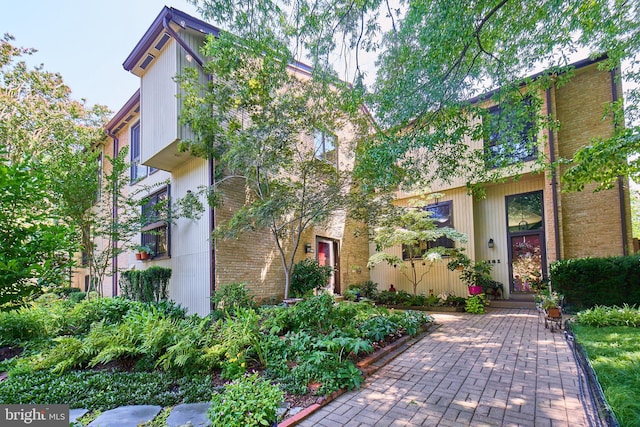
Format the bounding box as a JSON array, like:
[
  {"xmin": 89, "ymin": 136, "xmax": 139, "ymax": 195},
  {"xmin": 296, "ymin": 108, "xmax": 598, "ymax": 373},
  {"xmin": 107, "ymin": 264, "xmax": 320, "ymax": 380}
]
[{"xmin": 297, "ymin": 309, "xmax": 589, "ymax": 426}]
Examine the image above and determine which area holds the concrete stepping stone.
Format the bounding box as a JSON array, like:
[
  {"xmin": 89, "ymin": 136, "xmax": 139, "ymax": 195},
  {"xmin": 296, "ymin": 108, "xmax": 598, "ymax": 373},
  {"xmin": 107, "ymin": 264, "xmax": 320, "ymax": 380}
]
[
  {"xmin": 87, "ymin": 405, "xmax": 161, "ymax": 427},
  {"xmin": 166, "ymin": 402, "xmax": 211, "ymax": 427}
]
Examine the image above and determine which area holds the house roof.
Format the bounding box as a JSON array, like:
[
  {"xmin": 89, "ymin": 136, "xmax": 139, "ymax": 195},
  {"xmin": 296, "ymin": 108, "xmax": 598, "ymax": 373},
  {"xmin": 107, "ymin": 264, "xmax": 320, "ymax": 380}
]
[
  {"xmin": 466, "ymin": 54, "xmax": 609, "ymax": 105},
  {"xmin": 123, "ymin": 6, "xmax": 313, "ymax": 75},
  {"xmin": 105, "ymin": 89, "xmax": 140, "ymax": 135},
  {"xmin": 123, "ymin": 6, "xmax": 219, "ymax": 72}
]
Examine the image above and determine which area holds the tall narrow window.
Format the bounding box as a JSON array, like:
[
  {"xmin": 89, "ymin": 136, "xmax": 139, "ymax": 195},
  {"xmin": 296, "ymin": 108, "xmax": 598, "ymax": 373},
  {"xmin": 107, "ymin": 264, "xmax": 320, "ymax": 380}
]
[
  {"xmin": 130, "ymin": 122, "xmax": 148, "ymax": 182},
  {"xmin": 314, "ymin": 129, "xmax": 337, "ymax": 164},
  {"xmin": 484, "ymin": 100, "xmax": 537, "ymax": 168},
  {"xmin": 96, "ymin": 150, "xmax": 103, "ymax": 202},
  {"xmin": 141, "ymin": 187, "xmax": 169, "ymax": 258}
]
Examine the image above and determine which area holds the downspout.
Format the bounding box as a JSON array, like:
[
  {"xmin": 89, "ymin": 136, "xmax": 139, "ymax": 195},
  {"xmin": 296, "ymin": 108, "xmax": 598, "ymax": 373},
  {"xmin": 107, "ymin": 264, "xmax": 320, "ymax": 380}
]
[
  {"xmin": 105, "ymin": 129, "xmax": 119, "ymax": 296},
  {"xmin": 163, "ymin": 13, "xmax": 215, "ymax": 306},
  {"xmin": 611, "ymin": 67, "xmax": 629, "ymax": 255},
  {"xmin": 209, "ymin": 156, "xmax": 216, "ymax": 311},
  {"xmin": 546, "ymin": 88, "xmax": 561, "ymax": 261}
]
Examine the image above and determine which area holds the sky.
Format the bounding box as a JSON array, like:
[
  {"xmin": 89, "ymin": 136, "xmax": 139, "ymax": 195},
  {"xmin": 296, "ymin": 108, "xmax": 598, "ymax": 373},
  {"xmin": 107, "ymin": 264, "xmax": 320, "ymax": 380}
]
[{"xmin": 1, "ymin": 1, "xmax": 200, "ymax": 113}]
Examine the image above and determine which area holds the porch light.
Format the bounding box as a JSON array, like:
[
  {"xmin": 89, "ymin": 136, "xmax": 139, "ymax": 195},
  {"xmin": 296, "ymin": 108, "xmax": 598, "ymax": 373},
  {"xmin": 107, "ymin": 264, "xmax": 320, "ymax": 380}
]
[
  {"xmin": 488, "ymin": 238, "xmax": 495, "ymax": 249},
  {"xmin": 304, "ymin": 243, "xmax": 314, "ymax": 253}
]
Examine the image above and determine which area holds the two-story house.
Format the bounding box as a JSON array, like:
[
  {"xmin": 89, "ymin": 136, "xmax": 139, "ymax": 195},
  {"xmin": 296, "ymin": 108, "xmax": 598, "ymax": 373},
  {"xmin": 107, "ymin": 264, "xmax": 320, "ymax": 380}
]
[
  {"xmin": 73, "ymin": 7, "xmax": 371, "ymax": 315},
  {"xmin": 369, "ymin": 57, "xmax": 633, "ymax": 300}
]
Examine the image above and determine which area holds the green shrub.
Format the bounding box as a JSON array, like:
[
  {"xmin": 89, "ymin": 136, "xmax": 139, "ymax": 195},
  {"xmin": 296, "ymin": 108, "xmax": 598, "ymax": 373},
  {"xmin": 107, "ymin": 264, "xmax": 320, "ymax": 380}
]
[
  {"xmin": 290, "ymin": 259, "xmax": 333, "ymax": 297},
  {"xmin": 358, "ymin": 316, "xmax": 397, "ymax": 341},
  {"xmin": 68, "ymin": 291, "xmax": 86, "ymax": 304},
  {"xmin": 120, "ymin": 266, "xmax": 172, "ymax": 303},
  {"xmin": 375, "ymin": 290, "xmax": 412, "ymax": 305},
  {"xmin": 551, "ymin": 255, "xmax": 640, "ymax": 309},
  {"xmin": 343, "ymin": 287, "xmax": 360, "ymax": 301},
  {"xmin": 208, "ymin": 373, "xmax": 284, "ymax": 427},
  {"xmin": 575, "ymin": 305, "xmax": 640, "ymax": 327},
  {"xmin": 0, "ymin": 370, "xmax": 212, "ymax": 410},
  {"xmin": 66, "ymin": 297, "xmax": 140, "ymax": 334},
  {"xmin": 288, "ymin": 293, "xmax": 336, "ymax": 333},
  {"xmin": 0, "ymin": 308, "xmax": 48, "ymax": 345},
  {"xmin": 465, "ymin": 294, "xmax": 487, "ymax": 314},
  {"xmin": 212, "ymin": 282, "xmax": 256, "ymax": 315},
  {"xmin": 51, "ymin": 287, "xmax": 82, "ymax": 297},
  {"xmin": 356, "ymin": 280, "xmax": 379, "ymax": 299},
  {"xmin": 150, "ymin": 300, "xmax": 187, "ymax": 320}
]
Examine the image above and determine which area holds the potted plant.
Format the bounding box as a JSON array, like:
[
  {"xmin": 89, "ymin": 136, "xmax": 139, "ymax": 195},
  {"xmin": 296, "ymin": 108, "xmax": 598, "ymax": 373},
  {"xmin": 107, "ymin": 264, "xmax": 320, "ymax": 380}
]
[
  {"xmin": 134, "ymin": 244, "xmax": 152, "ymax": 261},
  {"xmin": 539, "ymin": 290, "xmax": 563, "ymax": 317},
  {"xmin": 447, "ymin": 249, "xmax": 491, "ymax": 295}
]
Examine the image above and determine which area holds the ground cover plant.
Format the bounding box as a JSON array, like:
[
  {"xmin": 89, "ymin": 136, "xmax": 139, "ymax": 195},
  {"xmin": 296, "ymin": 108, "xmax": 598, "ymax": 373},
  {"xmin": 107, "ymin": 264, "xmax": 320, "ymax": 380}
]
[
  {"xmin": 572, "ymin": 305, "xmax": 640, "ymax": 426},
  {"xmin": 0, "ymin": 285, "xmax": 433, "ymax": 424},
  {"xmin": 345, "ymin": 281, "xmax": 468, "ymax": 311}
]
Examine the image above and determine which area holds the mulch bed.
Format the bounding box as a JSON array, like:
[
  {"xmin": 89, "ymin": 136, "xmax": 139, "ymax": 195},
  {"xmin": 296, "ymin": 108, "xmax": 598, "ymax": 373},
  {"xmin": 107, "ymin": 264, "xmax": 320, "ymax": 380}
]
[{"xmin": 0, "ymin": 346, "xmax": 23, "ymax": 362}]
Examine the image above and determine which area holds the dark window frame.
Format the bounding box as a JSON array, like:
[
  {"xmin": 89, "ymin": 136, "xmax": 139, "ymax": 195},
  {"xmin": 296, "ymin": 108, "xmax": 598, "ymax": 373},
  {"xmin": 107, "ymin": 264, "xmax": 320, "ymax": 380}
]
[
  {"xmin": 130, "ymin": 122, "xmax": 149, "ymax": 182},
  {"xmin": 484, "ymin": 101, "xmax": 538, "ymax": 169},
  {"xmin": 141, "ymin": 186, "xmax": 170, "ymax": 258},
  {"xmin": 402, "ymin": 200, "xmax": 454, "ymax": 260}
]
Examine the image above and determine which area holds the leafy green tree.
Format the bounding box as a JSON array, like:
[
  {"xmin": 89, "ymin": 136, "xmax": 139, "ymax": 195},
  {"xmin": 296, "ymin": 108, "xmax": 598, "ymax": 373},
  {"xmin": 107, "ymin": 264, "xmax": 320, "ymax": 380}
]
[
  {"xmin": 0, "ymin": 155, "xmax": 76, "ymax": 310},
  {"xmin": 367, "ymin": 200, "xmax": 467, "ymax": 296},
  {"xmin": 0, "ymin": 34, "xmax": 109, "ymax": 162},
  {"xmin": 1, "ymin": 35, "xmax": 109, "ymax": 306},
  {"xmin": 189, "ymin": 0, "xmax": 640, "ymax": 192},
  {"xmin": 178, "ymin": 33, "xmax": 368, "ymax": 299}
]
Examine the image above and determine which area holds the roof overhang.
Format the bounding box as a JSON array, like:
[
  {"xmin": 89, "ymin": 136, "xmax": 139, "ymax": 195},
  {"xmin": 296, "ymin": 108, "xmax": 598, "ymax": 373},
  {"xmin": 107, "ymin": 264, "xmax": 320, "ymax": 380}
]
[
  {"xmin": 105, "ymin": 89, "xmax": 140, "ymax": 135},
  {"xmin": 123, "ymin": 7, "xmax": 220, "ymax": 75}
]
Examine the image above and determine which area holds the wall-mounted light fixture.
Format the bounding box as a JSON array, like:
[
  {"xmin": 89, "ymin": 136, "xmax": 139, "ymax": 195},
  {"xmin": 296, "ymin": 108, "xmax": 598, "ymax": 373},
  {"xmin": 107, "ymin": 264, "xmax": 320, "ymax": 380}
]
[
  {"xmin": 488, "ymin": 238, "xmax": 495, "ymax": 249},
  {"xmin": 304, "ymin": 243, "xmax": 314, "ymax": 253}
]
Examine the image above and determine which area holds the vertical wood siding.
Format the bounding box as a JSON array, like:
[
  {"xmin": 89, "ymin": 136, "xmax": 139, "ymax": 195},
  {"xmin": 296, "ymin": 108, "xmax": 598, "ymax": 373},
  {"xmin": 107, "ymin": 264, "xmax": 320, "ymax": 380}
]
[
  {"xmin": 167, "ymin": 156, "xmax": 212, "ymax": 315},
  {"xmin": 140, "ymin": 39, "xmax": 178, "ymax": 165},
  {"xmin": 370, "ymin": 188, "xmax": 475, "ymax": 297},
  {"xmin": 473, "ymin": 176, "xmax": 544, "ymax": 298}
]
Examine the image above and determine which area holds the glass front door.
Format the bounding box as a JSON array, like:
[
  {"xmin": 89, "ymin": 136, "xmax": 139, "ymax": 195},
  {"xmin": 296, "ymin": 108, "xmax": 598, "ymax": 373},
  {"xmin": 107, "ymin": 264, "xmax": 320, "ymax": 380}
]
[
  {"xmin": 506, "ymin": 191, "xmax": 545, "ymax": 293},
  {"xmin": 510, "ymin": 234, "xmax": 543, "ymax": 292}
]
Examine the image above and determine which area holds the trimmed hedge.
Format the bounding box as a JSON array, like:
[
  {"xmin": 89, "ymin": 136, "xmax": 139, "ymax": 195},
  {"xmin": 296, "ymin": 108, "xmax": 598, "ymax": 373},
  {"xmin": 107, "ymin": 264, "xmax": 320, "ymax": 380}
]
[
  {"xmin": 550, "ymin": 255, "xmax": 640, "ymax": 309},
  {"xmin": 120, "ymin": 266, "xmax": 172, "ymax": 303}
]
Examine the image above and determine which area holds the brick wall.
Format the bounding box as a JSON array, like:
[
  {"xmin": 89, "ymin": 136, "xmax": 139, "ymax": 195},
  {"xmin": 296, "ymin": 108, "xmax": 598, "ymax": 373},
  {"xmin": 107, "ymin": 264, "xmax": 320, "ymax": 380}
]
[
  {"xmin": 215, "ymin": 178, "xmax": 287, "ymax": 303},
  {"xmin": 554, "ymin": 62, "xmax": 632, "ymax": 258}
]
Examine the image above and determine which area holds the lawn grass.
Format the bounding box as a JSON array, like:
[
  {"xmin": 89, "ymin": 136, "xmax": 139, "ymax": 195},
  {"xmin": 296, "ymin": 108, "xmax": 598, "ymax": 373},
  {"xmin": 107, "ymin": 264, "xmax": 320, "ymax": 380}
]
[{"xmin": 571, "ymin": 324, "xmax": 640, "ymax": 427}]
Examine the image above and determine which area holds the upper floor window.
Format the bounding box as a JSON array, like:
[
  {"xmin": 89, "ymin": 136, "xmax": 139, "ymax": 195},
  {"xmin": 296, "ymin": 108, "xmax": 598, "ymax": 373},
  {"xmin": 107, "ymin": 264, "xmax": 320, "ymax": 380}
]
[
  {"xmin": 314, "ymin": 130, "xmax": 337, "ymax": 164},
  {"xmin": 141, "ymin": 187, "xmax": 169, "ymax": 258},
  {"xmin": 402, "ymin": 201, "xmax": 454, "ymax": 260},
  {"xmin": 484, "ymin": 101, "xmax": 537, "ymax": 168},
  {"xmin": 130, "ymin": 122, "xmax": 156, "ymax": 182}
]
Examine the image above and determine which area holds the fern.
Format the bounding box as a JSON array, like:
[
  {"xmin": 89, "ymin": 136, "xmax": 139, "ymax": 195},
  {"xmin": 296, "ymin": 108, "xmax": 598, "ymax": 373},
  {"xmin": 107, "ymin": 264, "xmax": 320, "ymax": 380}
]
[{"xmin": 35, "ymin": 336, "xmax": 87, "ymax": 373}]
